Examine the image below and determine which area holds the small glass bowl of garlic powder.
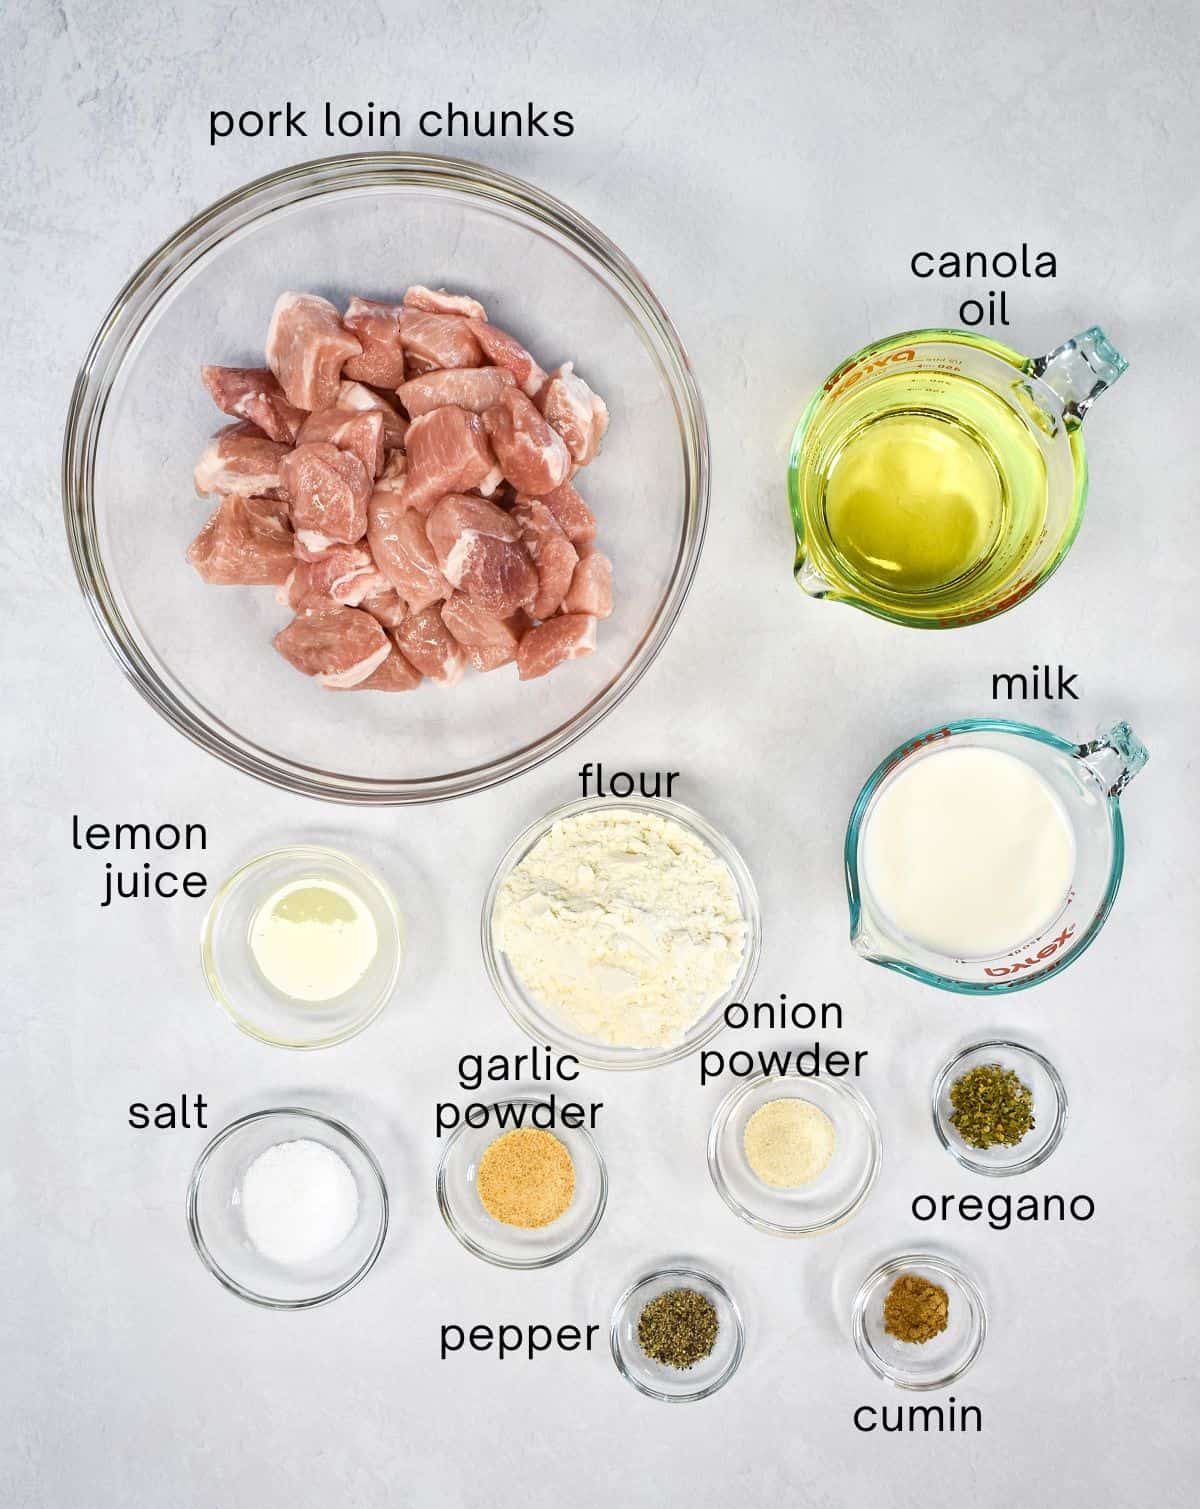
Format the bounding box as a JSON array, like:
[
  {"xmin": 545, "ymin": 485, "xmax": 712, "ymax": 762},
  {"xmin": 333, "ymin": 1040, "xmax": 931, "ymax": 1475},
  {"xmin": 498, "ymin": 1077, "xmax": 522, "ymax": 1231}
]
[
  {"xmin": 484, "ymin": 798, "xmax": 762, "ymax": 1070},
  {"xmin": 202, "ymin": 845, "xmax": 404, "ymax": 1049}
]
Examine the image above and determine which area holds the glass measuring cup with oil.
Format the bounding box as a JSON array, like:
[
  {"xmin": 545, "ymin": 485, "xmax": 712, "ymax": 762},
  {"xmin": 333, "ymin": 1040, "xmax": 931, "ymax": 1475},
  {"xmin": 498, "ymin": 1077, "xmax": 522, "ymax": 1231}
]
[{"xmin": 788, "ymin": 327, "xmax": 1127, "ymax": 627}]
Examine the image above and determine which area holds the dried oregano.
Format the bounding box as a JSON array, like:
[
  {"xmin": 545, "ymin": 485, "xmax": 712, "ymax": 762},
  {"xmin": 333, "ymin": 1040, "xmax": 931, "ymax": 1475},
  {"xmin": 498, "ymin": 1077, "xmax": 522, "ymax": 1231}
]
[{"xmin": 949, "ymin": 1063, "xmax": 1035, "ymax": 1149}]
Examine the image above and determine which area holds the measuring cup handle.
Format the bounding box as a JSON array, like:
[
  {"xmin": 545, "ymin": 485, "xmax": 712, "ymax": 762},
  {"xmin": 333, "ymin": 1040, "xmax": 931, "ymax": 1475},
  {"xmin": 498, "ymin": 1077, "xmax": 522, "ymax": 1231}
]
[
  {"xmin": 1030, "ymin": 327, "xmax": 1129, "ymax": 424},
  {"xmin": 1076, "ymin": 720, "xmax": 1149, "ymax": 797}
]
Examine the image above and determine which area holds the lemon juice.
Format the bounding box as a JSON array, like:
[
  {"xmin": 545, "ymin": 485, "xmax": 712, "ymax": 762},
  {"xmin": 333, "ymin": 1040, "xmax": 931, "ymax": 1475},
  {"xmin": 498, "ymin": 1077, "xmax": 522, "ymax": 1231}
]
[{"xmin": 817, "ymin": 373, "xmax": 1048, "ymax": 603}]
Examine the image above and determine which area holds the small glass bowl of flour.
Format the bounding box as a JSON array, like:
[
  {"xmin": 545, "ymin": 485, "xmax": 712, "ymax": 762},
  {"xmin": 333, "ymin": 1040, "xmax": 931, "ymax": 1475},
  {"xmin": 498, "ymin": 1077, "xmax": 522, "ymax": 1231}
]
[
  {"xmin": 187, "ymin": 1108, "xmax": 388, "ymax": 1307},
  {"xmin": 707, "ymin": 1074, "xmax": 882, "ymax": 1236},
  {"xmin": 484, "ymin": 798, "xmax": 761, "ymax": 1070}
]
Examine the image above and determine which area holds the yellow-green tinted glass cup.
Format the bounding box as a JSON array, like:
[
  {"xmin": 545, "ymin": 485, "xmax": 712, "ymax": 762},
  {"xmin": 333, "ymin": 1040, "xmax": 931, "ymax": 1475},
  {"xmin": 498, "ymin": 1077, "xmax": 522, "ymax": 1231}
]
[{"xmin": 788, "ymin": 327, "xmax": 1127, "ymax": 629}]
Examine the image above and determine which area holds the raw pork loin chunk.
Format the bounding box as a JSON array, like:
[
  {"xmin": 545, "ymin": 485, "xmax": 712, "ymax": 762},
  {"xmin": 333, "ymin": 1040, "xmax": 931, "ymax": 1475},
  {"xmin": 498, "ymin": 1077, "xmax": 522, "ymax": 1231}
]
[
  {"xmin": 201, "ymin": 367, "xmax": 305, "ymax": 443},
  {"xmin": 191, "ymin": 283, "xmax": 612, "ymax": 692},
  {"xmin": 341, "ymin": 298, "xmax": 407, "ymax": 389},
  {"xmin": 188, "ymin": 495, "xmax": 294, "ymax": 585},
  {"xmin": 483, "ymin": 390, "xmax": 571, "ymax": 497},
  {"xmin": 266, "ymin": 293, "xmax": 362, "ymax": 411},
  {"xmin": 274, "ymin": 604, "xmax": 391, "ymax": 689},
  {"xmin": 426, "ymin": 495, "xmax": 538, "ymax": 619},
  {"xmin": 279, "ymin": 442, "xmax": 372, "ymax": 552},
  {"xmin": 194, "ymin": 423, "xmax": 291, "ymax": 497}
]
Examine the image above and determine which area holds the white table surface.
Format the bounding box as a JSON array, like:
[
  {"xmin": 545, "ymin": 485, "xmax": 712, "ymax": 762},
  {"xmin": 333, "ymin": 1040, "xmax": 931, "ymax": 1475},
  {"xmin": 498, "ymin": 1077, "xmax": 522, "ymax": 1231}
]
[{"xmin": 4, "ymin": 1, "xmax": 1198, "ymax": 1504}]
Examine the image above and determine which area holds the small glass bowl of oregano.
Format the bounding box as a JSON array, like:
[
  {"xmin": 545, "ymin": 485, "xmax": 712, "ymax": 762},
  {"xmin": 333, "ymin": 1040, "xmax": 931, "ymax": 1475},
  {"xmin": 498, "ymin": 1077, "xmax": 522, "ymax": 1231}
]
[
  {"xmin": 610, "ymin": 1265, "xmax": 745, "ymax": 1401},
  {"xmin": 932, "ymin": 1039, "xmax": 1068, "ymax": 1177}
]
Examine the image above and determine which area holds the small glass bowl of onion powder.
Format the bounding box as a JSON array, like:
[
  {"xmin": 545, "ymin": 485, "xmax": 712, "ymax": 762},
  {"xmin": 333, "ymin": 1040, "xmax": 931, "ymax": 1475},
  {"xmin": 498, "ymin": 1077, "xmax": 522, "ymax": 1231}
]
[
  {"xmin": 202, "ymin": 845, "xmax": 405, "ymax": 1049},
  {"xmin": 707, "ymin": 1073, "xmax": 882, "ymax": 1236},
  {"xmin": 187, "ymin": 1108, "xmax": 388, "ymax": 1308}
]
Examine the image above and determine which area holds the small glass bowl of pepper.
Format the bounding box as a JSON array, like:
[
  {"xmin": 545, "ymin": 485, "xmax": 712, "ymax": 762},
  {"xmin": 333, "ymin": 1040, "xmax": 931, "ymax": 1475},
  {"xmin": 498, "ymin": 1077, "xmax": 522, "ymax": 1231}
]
[
  {"xmin": 932, "ymin": 1039, "xmax": 1068, "ymax": 1177},
  {"xmin": 610, "ymin": 1265, "xmax": 745, "ymax": 1402}
]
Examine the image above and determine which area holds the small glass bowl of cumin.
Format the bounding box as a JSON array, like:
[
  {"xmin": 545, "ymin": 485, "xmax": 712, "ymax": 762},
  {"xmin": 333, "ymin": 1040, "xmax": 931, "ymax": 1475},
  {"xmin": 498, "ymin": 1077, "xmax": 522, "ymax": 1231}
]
[
  {"xmin": 436, "ymin": 1099, "xmax": 607, "ymax": 1269},
  {"xmin": 610, "ymin": 1265, "xmax": 745, "ymax": 1402},
  {"xmin": 851, "ymin": 1252, "xmax": 987, "ymax": 1390}
]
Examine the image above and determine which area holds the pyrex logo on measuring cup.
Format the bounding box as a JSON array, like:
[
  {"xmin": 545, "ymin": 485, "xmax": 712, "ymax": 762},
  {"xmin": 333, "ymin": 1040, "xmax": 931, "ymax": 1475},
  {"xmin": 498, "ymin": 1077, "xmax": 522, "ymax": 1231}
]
[
  {"xmin": 823, "ymin": 347, "xmax": 916, "ymax": 399},
  {"xmin": 982, "ymin": 923, "xmax": 1076, "ymax": 978}
]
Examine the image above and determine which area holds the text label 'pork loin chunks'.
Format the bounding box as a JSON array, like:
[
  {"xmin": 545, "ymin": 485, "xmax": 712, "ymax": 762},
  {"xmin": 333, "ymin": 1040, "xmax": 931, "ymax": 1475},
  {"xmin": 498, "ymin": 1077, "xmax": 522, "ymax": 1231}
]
[
  {"xmin": 265, "ymin": 293, "xmax": 362, "ymax": 412},
  {"xmin": 427, "ymin": 494, "xmax": 538, "ymax": 620},
  {"xmin": 279, "ymin": 442, "xmax": 372, "ymax": 552},
  {"xmin": 516, "ymin": 614, "xmax": 598, "ymax": 681},
  {"xmin": 188, "ymin": 495, "xmax": 294, "ymax": 586},
  {"xmin": 273, "ymin": 604, "xmax": 391, "ymax": 689}
]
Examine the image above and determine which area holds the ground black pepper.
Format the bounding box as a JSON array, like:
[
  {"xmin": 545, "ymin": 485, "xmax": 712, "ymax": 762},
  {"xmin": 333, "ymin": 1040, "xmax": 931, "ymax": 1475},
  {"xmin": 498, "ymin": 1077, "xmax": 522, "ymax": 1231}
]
[{"xmin": 637, "ymin": 1287, "xmax": 719, "ymax": 1369}]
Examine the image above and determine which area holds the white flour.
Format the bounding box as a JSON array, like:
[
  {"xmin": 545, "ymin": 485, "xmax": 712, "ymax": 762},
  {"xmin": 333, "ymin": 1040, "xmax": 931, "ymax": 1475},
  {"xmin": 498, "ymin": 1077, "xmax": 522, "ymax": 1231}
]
[{"xmin": 493, "ymin": 808, "xmax": 746, "ymax": 1048}]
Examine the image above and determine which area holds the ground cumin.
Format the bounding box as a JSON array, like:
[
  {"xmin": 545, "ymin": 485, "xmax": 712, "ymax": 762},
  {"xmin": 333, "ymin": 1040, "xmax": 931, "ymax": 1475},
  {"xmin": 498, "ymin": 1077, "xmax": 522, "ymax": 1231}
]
[
  {"xmin": 476, "ymin": 1129, "xmax": 575, "ymax": 1229},
  {"xmin": 882, "ymin": 1273, "xmax": 949, "ymax": 1344}
]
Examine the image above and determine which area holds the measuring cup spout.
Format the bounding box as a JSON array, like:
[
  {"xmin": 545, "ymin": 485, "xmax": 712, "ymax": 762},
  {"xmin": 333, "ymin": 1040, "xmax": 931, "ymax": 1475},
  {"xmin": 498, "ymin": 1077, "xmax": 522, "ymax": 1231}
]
[
  {"xmin": 1076, "ymin": 720, "xmax": 1149, "ymax": 797},
  {"xmin": 794, "ymin": 552, "xmax": 836, "ymax": 599},
  {"xmin": 1030, "ymin": 327, "xmax": 1129, "ymax": 424}
]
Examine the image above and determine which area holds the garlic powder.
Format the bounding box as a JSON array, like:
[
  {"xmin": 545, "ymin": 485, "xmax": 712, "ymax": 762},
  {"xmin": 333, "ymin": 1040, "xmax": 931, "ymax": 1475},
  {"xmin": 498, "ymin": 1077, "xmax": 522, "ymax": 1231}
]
[{"xmin": 493, "ymin": 808, "xmax": 747, "ymax": 1048}]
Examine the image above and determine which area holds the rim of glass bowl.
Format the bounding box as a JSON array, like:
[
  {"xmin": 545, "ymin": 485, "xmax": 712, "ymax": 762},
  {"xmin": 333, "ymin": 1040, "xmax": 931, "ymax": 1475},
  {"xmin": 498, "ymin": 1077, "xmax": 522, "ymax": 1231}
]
[
  {"xmin": 843, "ymin": 717, "xmax": 1127, "ymax": 995},
  {"xmin": 481, "ymin": 796, "xmax": 763, "ymax": 1071},
  {"xmin": 186, "ymin": 1107, "xmax": 389, "ymax": 1310},
  {"xmin": 706, "ymin": 1073, "xmax": 882, "ymax": 1236},
  {"xmin": 62, "ymin": 151, "xmax": 710, "ymax": 805},
  {"xmin": 200, "ymin": 844, "xmax": 406, "ymax": 1051},
  {"xmin": 609, "ymin": 1265, "xmax": 746, "ymax": 1402},
  {"xmin": 850, "ymin": 1252, "xmax": 987, "ymax": 1391},
  {"xmin": 434, "ymin": 1097, "xmax": 608, "ymax": 1269},
  {"xmin": 931, "ymin": 1038, "xmax": 1069, "ymax": 1178}
]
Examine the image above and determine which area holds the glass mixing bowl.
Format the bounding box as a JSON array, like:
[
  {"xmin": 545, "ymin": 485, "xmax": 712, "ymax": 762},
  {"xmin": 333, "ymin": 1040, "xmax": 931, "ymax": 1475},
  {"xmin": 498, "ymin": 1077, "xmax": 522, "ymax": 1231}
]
[{"xmin": 63, "ymin": 153, "xmax": 708, "ymax": 803}]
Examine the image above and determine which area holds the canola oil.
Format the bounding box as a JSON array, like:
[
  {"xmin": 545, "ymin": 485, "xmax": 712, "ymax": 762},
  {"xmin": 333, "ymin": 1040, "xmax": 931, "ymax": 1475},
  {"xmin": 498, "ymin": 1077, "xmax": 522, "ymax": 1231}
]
[{"xmin": 802, "ymin": 370, "xmax": 1049, "ymax": 612}]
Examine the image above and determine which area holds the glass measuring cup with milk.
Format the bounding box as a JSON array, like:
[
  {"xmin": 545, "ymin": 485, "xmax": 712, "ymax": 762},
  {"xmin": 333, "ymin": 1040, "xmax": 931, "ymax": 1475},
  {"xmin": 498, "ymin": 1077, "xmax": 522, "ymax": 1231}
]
[
  {"xmin": 789, "ymin": 327, "xmax": 1128, "ymax": 628},
  {"xmin": 844, "ymin": 720, "xmax": 1147, "ymax": 993}
]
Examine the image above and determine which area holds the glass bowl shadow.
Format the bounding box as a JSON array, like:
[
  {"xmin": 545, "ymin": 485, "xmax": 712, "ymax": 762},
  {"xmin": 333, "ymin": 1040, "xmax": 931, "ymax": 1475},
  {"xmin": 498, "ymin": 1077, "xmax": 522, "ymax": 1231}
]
[
  {"xmin": 63, "ymin": 152, "xmax": 709, "ymax": 803},
  {"xmin": 481, "ymin": 797, "xmax": 762, "ymax": 1070}
]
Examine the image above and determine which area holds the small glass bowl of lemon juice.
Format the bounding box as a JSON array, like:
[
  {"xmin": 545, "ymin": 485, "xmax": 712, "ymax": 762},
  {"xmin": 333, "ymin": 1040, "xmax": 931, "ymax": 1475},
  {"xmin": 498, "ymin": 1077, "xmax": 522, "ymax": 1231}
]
[{"xmin": 202, "ymin": 846, "xmax": 404, "ymax": 1048}]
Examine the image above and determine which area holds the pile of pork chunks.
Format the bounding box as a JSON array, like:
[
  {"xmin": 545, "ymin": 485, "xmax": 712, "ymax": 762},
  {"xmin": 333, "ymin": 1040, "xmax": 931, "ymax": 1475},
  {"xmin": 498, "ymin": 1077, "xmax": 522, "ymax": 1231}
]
[{"xmin": 187, "ymin": 287, "xmax": 612, "ymax": 690}]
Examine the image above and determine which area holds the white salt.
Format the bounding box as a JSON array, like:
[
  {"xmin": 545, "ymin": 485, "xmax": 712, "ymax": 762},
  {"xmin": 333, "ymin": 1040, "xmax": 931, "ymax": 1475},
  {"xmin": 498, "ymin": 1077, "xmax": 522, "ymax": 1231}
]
[{"xmin": 239, "ymin": 1139, "xmax": 359, "ymax": 1266}]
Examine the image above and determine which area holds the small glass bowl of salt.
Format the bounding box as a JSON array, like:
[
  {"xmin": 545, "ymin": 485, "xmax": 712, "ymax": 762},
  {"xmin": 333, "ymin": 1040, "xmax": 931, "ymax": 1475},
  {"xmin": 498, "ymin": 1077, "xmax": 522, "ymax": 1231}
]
[{"xmin": 187, "ymin": 1108, "xmax": 388, "ymax": 1308}]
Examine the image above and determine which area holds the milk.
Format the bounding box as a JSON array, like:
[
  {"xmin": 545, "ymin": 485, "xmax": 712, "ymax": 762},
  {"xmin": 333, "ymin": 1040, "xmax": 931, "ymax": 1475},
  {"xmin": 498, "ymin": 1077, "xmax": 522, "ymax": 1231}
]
[{"xmin": 861, "ymin": 746, "xmax": 1075, "ymax": 958}]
